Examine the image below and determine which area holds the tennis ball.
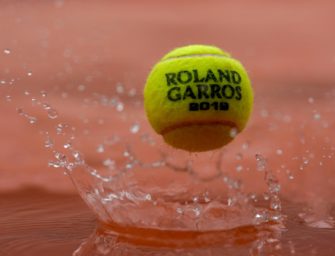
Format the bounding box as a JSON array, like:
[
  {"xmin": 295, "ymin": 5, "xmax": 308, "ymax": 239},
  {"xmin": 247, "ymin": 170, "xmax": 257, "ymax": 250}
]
[{"xmin": 144, "ymin": 45, "xmax": 253, "ymax": 152}]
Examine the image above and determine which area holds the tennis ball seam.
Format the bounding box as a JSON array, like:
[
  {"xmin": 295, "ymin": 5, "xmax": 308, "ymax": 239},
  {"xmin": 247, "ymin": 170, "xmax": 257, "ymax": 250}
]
[
  {"xmin": 160, "ymin": 120, "xmax": 238, "ymax": 136},
  {"xmin": 162, "ymin": 54, "xmax": 231, "ymax": 62}
]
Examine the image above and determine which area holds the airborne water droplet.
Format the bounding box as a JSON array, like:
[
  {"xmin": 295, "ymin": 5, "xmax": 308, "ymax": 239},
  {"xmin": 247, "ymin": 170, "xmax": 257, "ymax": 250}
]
[
  {"xmin": 27, "ymin": 71, "xmax": 33, "ymax": 76},
  {"xmin": 116, "ymin": 102, "xmax": 124, "ymax": 112},
  {"xmin": 236, "ymin": 164, "xmax": 243, "ymax": 172},
  {"xmin": 193, "ymin": 206, "xmax": 201, "ymax": 217},
  {"xmin": 276, "ymin": 149, "xmax": 283, "ymax": 155},
  {"xmin": 103, "ymin": 158, "xmax": 115, "ymax": 168},
  {"xmin": 130, "ymin": 123, "xmax": 140, "ymax": 134},
  {"xmin": 63, "ymin": 142, "xmax": 72, "ymax": 149},
  {"xmin": 313, "ymin": 113, "xmax": 321, "ymax": 120},
  {"xmin": 116, "ymin": 83, "xmax": 124, "ymax": 94},
  {"xmin": 47, "ymin": 109, "xmax": 58, "ymax": 119},
  {"xmin": 229, "ymin": 128, "xmax": 238, "ymax": 138},
  {"xmin": 128, "ymin": 88, "xmax": 137, "ymax": 97},
  {"xmin": 3, "ymin": 49, "xmax": 11, "ymax": 54},
  {"xmin": 28, "ymin": 116, "xmax": 37, "ymax": 124},
  {"xmin": 40, "ymin": 91, "xmax": 48, "ymax": 97},
  {"xmin": 48, "ymin": 161, "xmax": 61, "ymax": 168},
  {"xmin": 96, "ymin": 144, "xmax": 105, "ymax": 153},
  {"xmin": 255, "ymin": 154, "xmax": 266, "ymax": 171}
]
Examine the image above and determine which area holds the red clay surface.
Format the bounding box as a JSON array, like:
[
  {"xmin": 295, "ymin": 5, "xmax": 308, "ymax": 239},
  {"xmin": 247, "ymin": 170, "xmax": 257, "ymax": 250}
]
[{"xmin": 0, "ymin": 1, "xmax": 335, "ymax": 255}]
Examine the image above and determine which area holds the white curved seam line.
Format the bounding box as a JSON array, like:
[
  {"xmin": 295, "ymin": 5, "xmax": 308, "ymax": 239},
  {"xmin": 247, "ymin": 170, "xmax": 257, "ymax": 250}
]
[{"xmin": 162, "ymin": 54, "xmax": 231, "ymax": 62}]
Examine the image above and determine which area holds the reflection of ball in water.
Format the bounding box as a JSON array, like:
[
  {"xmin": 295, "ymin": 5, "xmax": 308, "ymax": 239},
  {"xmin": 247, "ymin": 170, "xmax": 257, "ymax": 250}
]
[{"xmin": 144, "ymin": 45, "xmax": 253, "ymax": 152}]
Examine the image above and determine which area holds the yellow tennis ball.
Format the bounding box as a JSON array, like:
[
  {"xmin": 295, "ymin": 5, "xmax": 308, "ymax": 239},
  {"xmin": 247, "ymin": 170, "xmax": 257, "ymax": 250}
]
[{"xmin": 144, "ymin": 45, "xmax": 253, "ymax": 152}]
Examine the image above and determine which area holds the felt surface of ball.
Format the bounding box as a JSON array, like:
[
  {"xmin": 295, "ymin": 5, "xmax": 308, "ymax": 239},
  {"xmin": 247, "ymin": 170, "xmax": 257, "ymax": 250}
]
[{"xmin": 144, "ymin": 45, "xmax": 253, "ymax": 152}]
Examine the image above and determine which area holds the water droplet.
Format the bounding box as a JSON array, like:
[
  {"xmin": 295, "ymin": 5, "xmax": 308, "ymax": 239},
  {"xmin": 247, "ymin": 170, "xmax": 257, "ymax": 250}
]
[
  {"xmin": 28, "ymin": 116, "xmax": 37, "ymax": 124},
  {"xmin": 48, "ymin": 161, "xmax": 61, "ymax": 168},
  {"xmin": 63, "ymin": 143, "xmax": 72, "ymax": 149},
  {"xmin": 128, "ymin": 88, "xmax": 137, "ymax": 97},
  {"xmin": 276, "ymin": 149, "xmax": 283, "ymax": 155},
  {"xmin": 116, "ymin": 83, "xmax": 124, "ymax": 94},
  {"xmin": 242, "ymin": 142, "xmax": 249, "ymax": 150},
  {"xmin": 288, "ymin": 241, "xmax": 296, "ymax": 254},
  {"xmin": 103, "ymin": 158, "xmax": 115, "ymax": 168},
  {"xmin": 0, "ymin": 80, "xmax": 6, "ymax": 85},
  {"xmin": 56, "ymin": 123, "xmax": 68, "ymax": 135},
  {"xmin": 47, "ymin": 109, "xmax": 58, "ymax": 119},
  {"xmin": 313, "ymin": 113, "xmax": 321, "ymax": 120},
  {"xmin": 176, "ymin": 207, "xmax": 183, "ymax": 214},
  {"xmin": 269, "ymin": 182, "xmax": 281, "ymax": 194},
  {"xmin": 235, "ymin": 153, "xmax": 243, "ymax": 160},
  {"xmin": 263, "ymin": 192, "xmax": 270, "ymax": 200},
  {"xmin": 116, "ymin": 102, "xmax": 124, "ymax": 112},
  {"xmin": 8, "ymin": 78, "xmax": 15, "ymax": 85},
  {"xmin": 255, "ymin": 154, "xmax": 266, "ymax": 171},
  {"xmin": 192, "ymin": 196, "xmax": 199, "ymax": 203},
  {"xmin": 77, "ymin": 84, "xmax": 86, "ymax": 92},
  {"xmin": 130, "ymin": 123, "xmax": 140, "ymax": 134},
  {"xmin": 125, "ymin": 163, "xmax": 133, "ymax": 169},
  {"xmin": 145, "ymin": 194, "xmax": 152, "ymax": 201},
  {"xmin": 40, "ymin": 90, "xmax": 48, "ymax": 97},
  {"xmin": 303, "ymin": 157, "xmax": 309, "ymax": 165},
  {"xmin": 229, "ymin": 128, "xmax": 238, "ymax": 138},
  {"xmin": 204, "ymin": 192, "xmax": 211, "ymax": 203},
  {"xmin": 27, "ymin": 71, "xmax": 33, "ymax": 76},
  {"xmin": 72, "ymin": 151, "xmax": 84, "ymax": 164},
  {"xmin": 255, "ymin": 213, "xmax": 264, "ymax": 221},
  {"xmin": 44, "ymin": 137, "xmax": 54, "ymax": 148},
  {"xmin": 236, "ymin": 164, "xmax": 243, "ymax": 172},
  {"xmin": 193, "ymin": 206, "xmax": 201, "ymax": 217},
  {"xmin": 42, "ymin": 103, "xmax": 51, "ymax": 110},
  {"xmin": 30, "ymin": 98, "xmax": 37, "ymax": 106},
  {"xmin": 96, "ymin": 144, "xmax": 105, "ymax": 153},
  {"xmin": 17, "ymin": 108, "xmax": 37, "ymax": 124},
  {"xmin": 24, "ymin": 91, "xmax": 30, "ymax": 96},
  {"xmin": 249, "ymin": 193, "xmax": 257, "ymax": 201},
  {"xmin": 270, "ymin": 195, "xmax": 281, "ymax": 211},
  {"xmin": 308, "ymin": 97, "xmax": 314, "ymax": 104},
  {"xmin": 288, "ymin": 173, "xmax": 294, "ymax": 180},
  {"xmin": 5, "ymin": 95, "xmax": 11, "ymax": 102},
  {"xmin": 3, "ymin": 49, "xmax": 11, "ymax": 54}
]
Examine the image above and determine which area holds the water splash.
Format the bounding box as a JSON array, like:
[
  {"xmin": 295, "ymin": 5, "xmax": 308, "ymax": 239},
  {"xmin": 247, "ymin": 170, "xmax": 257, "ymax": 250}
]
[
  {"xmin": 16, "ymin": 108, "xmax": 37, "ymax": 124},
  {"xmin": 9, "ymin": 85, "xmax": 286, "ymax": 232},
  {"xmin": 254, "ymin": 154, "xmax": 283, "ymax": 223}
]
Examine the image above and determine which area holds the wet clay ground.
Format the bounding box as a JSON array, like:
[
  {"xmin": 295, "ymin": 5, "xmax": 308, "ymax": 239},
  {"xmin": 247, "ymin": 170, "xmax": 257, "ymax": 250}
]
[{"xmin": 0, "ymin": 1, "xmax": 335, "ymax": 255}]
